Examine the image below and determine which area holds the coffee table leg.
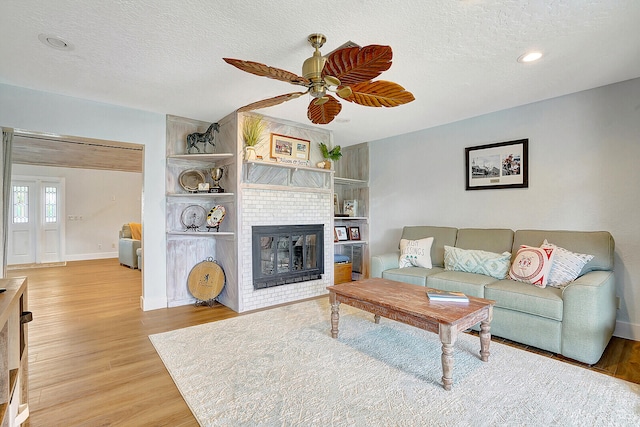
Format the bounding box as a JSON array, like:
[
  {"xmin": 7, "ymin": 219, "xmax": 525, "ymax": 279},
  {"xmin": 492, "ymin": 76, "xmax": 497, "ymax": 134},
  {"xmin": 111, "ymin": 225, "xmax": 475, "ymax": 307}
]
[
  {"xmin": 439, "ymin": 324, "xmax": 458, "ymax": 391},
  {"xmin": 374, "ymin": 314, "xmax": 380, "ymax": 324},
  {"xmin": 479, "ymin": 306, "xmax": 493, "ymax": 362},
  {"xmin": 330, "ymin": 292, "xmax": 340, "ymax": 338},
  {"xmin": 479, "ymin": 320, "xmax": 491, "ymax": 362}
]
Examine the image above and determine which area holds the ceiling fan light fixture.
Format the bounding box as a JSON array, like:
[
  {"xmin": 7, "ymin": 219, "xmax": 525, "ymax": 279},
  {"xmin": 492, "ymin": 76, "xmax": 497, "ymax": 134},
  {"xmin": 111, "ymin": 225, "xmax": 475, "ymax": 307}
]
[{"xmin": 517, "ymin": 51, "xmax": 543, "ymax": 63}]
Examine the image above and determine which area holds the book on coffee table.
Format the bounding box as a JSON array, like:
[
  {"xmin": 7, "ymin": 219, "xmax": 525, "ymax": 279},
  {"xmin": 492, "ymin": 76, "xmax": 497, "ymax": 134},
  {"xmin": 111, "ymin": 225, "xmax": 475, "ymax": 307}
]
[{"xmin": 426, "ymin": 289, "xmax": 469, "ymax": 302}]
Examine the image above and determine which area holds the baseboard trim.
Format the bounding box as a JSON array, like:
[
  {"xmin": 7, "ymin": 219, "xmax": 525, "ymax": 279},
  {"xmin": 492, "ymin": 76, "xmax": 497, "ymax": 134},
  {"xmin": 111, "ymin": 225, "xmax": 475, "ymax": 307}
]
[
  {"xmin": 614, "ymin": 320, "xmax": 639, "ymax": 341},
  {"xmin": 65, "ymin": 252, "xmax": 118, "ymax": 262}
]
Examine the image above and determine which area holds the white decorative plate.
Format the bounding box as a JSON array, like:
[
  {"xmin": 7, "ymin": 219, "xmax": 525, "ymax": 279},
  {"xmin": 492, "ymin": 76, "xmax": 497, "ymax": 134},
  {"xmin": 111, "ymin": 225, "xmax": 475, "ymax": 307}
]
[
  {"xmin": 180, "ymin": 205, "xmax": 207, "ymax": 230},
  {"xmin": 207, "ymin": 205, "xmax": 226, "ymax": 228}
]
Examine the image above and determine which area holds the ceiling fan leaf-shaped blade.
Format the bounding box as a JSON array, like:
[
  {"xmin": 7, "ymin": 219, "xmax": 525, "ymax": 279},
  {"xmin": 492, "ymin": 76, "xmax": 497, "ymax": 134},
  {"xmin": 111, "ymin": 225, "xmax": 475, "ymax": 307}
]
[
  {"xmin": 323, "ymin": 45, "xmax": 393, "ymax": 86},
  {"xmin": 343, "ymin": 80, "xmax": 415, "ymax": 107},
  {"xmin": 307, "ymin": 95, "xmax": 342, "ymax": 124},
  {"xmin": 237, "ymin": 92, "xmax": 307, "ymax": 112},
  {"xmin": 223, "ymin": 58, "xmax": 310, "ymax": 86}
]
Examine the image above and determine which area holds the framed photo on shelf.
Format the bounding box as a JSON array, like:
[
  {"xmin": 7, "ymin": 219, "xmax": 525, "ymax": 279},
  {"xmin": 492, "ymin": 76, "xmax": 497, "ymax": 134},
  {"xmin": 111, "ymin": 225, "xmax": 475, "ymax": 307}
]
[
  {"xmin": 333, "ymin": 193, "xmax": 340, "ymax": 215},
  {"xmin": 343, "ymin": 200, "xmax": 358, "ymax": 217},
  {"xmin": 348, "ymin": 227, "xmax": 361, "ymax": 241},
  {"xmin": 334, "ymin": 226, "xmax": 349, "ymax": 242},
  {"xmin": 270, "ymin": 133, "xmax": 311, "ymax": 161},
  {"xmin": 465, "ymin": 139, "xmax": 528, "ymax": 190}
]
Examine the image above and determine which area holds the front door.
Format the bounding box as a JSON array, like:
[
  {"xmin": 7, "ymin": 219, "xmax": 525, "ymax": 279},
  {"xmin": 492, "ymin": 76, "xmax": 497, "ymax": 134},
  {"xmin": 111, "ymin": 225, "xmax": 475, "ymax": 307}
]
[{"xmin": 7, "ymin": 176, "xmax": 64, "ymax": 265}]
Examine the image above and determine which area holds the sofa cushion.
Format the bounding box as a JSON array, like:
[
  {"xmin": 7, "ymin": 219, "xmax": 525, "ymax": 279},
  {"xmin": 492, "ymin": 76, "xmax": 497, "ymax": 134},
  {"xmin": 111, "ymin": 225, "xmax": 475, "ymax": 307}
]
[
  {"xmin": 400, "ymin": 226, "xmax": 458, "ymax": 268},
  {"xmin": 485, "ymin": 280, "xmax": 564, "ymax": 321},
  {"xmin": 513, "ymin": 230, "xmax": 613, "ymax": 273},
  {"xmin": 509, "ymin": 245, "xmax": 556, "ymax": 288},
  {"xmin": 541, "ymin": 240, "xmax": 594, "ymax": 288},
  {"xmin": 399, "ymin": 237, "xmax": 433, "ymax": 268},
  {"xmin": 382, "ymin": 266, "xmax": 445, "ymax": 287},
  {"xmin": 426, "ymin": 271, "xmax": 495, "ymax": 298},
  {"xmin": 444, "ymin": 246, "xmax": 511, "ymax": 280},
  {"xmin": 455, "ymin": 228, "xmax": 514, "ymax": 254}
]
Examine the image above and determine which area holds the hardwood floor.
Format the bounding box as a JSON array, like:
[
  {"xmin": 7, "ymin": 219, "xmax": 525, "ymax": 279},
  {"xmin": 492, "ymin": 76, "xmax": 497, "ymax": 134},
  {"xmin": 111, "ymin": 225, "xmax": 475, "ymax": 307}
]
[{"xmin": 8, "ymin": 259, "xmax": 640, "ymax": 425}]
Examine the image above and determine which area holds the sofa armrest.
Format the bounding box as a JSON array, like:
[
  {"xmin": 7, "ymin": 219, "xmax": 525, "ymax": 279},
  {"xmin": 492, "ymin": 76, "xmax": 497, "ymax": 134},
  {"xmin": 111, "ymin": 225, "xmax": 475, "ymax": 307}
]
[
  {"xmin": 561, "ymin": 270, "xmax": 617, "ymax": 364},
  {"xmin": 371, "ymin": 252, "xmax": 400, "ymax": 278}
]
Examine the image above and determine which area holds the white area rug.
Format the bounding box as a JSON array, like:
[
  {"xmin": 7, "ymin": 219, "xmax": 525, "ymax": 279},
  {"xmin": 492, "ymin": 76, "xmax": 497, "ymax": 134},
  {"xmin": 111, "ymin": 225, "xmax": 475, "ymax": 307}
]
[{"xmin": 150, "ymin": 299, "xmax": 640, "ymax": 426}]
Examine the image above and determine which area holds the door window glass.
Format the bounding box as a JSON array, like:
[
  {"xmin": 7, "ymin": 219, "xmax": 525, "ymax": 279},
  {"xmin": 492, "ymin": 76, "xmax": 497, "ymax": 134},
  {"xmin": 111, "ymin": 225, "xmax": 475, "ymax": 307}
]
[
  {"xmin": 45, "ymin": 186, "xmax": 58, "ymax": 223},
  {"xmin": 13, "ymin": 186, "xmax": 29, "ymax": 223}
]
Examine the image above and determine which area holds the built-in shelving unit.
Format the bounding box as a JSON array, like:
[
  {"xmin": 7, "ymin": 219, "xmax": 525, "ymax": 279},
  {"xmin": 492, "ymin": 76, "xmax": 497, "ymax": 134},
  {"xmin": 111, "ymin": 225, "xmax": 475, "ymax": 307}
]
[
  {"xmin": 165, "ymin": 114, "xmax": 238, "ymax": 307},
  {"xmin": 0, "ymin": 277, "xmax": 30, "ymax": 427},
  {"xmin": 333, "ymin": 142, "xmax": 370, "ymax": 280}
]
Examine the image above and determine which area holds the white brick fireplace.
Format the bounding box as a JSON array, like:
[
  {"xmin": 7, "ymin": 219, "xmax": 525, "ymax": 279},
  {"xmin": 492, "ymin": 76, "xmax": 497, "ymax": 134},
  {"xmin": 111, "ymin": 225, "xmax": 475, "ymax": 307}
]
[{"xmin": 238, "ymin": 186, "xmax": 333, "ymax": 312}]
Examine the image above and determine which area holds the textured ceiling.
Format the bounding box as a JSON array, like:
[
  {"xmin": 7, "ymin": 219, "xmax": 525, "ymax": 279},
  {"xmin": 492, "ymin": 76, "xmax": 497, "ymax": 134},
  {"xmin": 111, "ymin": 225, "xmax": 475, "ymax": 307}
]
[{"xmin": 1, "ymin": 0, "xmax": 639, "ymax": 146}]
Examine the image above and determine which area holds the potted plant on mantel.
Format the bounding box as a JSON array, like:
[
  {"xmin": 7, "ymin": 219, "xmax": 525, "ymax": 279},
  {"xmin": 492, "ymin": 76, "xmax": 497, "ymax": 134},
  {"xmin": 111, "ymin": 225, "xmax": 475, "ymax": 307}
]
[
  {"xmin": 319, "ymin": 142, "xmax": 342, "ymax": 169},
  {"xmin": 242, "ymin": 114, "xmax": 265, "ymax": 160}
]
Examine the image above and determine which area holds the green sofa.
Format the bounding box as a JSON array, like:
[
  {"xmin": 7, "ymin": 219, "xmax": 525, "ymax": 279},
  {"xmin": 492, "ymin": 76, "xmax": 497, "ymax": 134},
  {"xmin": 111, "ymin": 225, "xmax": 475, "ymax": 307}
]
[{"xmin": 371, "ymin": 226, "xmax": 617, "ymax": 364}]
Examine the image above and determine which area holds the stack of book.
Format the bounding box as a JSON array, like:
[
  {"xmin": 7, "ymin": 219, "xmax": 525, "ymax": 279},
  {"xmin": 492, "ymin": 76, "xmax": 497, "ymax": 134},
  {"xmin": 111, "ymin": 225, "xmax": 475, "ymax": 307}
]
[{"xmin": 426, "ymin": 289, "xmax": 469, "ymax": 302}]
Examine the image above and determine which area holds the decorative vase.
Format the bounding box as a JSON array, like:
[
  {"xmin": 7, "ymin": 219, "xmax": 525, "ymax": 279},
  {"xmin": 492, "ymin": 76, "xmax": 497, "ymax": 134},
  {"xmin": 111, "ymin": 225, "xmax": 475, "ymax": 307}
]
[
  {"xmin": 323, "ymin": 160, "xmax": 332, "ymax": 169},
  {"xmin": 245, "ymin": 146, "xmax": 257, "ymax": 161}
]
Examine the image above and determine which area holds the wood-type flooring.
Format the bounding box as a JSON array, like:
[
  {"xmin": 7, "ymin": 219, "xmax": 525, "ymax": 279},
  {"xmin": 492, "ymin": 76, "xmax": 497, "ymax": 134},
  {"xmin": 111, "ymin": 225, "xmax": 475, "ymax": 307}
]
[{"xmin": 8, "ymin": 259, "xmax": 640, "ymax": 426}]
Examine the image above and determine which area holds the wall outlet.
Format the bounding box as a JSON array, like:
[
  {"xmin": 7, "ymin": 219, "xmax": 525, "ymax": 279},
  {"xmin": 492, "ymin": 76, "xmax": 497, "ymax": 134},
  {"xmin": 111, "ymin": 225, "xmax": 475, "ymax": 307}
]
[
  {"xmin": 98, "ymin": 243, "xmax": 102, "ymax": 250},
  {"xmin": 112, "ymin": 243, "xmax": 116, "ymax": 249}
]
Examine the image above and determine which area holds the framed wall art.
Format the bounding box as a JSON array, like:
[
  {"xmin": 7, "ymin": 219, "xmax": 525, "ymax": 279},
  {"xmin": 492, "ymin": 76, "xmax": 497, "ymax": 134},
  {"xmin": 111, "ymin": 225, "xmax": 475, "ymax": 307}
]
[
  {"xmin": 334, "ymin": 226, "xmax": 349, "ymax": 241},
  {"xmin": 348, "ymin": 227, "xmax": 361, "ymax": 241},
  {"xmin": 343, "ymin": 200, "xmax": 358, "ymax": 217},
  {"xmin": 270, "ymin": 133, "xmax": 310, "ymax": 161},
  {"xmin": 465, "ymin": 138, "xmax": 528, "ymax": 190}
]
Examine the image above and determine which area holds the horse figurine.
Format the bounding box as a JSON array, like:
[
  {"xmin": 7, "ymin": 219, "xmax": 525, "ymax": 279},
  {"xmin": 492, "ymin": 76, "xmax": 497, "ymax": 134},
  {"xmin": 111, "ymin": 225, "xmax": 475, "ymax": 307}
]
[{"xmin": 186, "ymin": 122, "xmax": 219, "ymax": 154}]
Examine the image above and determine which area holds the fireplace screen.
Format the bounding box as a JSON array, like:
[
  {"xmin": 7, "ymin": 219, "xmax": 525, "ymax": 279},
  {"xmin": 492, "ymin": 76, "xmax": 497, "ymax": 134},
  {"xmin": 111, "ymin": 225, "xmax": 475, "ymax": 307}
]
[{"xmin": 252, "ymin": 224, "xmax": 324, "ymax": 289}]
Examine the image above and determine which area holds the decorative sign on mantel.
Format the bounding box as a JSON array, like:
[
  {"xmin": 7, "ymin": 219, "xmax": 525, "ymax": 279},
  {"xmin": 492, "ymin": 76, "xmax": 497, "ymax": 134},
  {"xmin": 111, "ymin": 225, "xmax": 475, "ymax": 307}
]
[{"xmin": 275, "ymin": 158, "xmax": 311, "ymax": 167}]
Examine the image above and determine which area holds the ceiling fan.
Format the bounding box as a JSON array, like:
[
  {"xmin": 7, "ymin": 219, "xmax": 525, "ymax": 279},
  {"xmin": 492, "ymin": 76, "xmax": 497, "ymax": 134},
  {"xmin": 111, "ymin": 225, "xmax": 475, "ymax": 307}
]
[{"xmin": 223, "ymin": 33, "xmax": 415, "ymax": 125}]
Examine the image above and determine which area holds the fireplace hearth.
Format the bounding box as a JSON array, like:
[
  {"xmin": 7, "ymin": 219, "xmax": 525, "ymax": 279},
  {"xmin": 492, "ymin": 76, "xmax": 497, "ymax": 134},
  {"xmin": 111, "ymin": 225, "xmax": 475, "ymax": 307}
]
[{"xmin": 252, "ymin": 224, "xmax": 324, "ymax": 290}]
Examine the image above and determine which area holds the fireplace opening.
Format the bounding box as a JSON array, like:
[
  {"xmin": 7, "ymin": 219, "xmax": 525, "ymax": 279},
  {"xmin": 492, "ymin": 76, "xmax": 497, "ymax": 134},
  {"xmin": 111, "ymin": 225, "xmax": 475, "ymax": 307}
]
[{"xmin": 252, "ymin": 224, "xmax": 324, "ymax": 289}]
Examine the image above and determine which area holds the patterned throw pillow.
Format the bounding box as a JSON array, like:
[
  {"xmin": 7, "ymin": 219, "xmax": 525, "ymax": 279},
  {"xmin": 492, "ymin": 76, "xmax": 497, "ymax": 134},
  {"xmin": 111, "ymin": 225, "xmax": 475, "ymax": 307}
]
[
  {"xmin": 541, "ymin": 240, "xmax": 594, "ymax": 288},
  {"xmin": 509, "ymin": 245, "xmax": 556, "ymax": 288},
  {"xmin": 444, "ymin": 246, "xmax": 512, "ymax": 280},
  {"xmin": 399, "ymin": 237, "xmax": 433, "ymax": 268}
]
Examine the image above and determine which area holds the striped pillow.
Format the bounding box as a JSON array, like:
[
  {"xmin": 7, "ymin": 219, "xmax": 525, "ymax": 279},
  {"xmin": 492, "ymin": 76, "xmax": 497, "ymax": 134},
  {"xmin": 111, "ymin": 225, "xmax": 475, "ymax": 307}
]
[{"xmin": 542, "ymin": 240, "xmax": 594, "ymax": 288}]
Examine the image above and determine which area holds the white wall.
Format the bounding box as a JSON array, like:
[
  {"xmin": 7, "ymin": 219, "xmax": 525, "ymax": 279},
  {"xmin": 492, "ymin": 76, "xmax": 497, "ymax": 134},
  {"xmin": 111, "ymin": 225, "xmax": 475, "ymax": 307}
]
[
  {"xmin": 0, "ymin": 83, "xmax": 167, "ymax": 310},
  {"xmin": 369, "ymin": 78, "xmax": 640, "ymax": 340},
  {"xmin": 12, "ymin": 164, "xmax": 142, "ymax": 260}
]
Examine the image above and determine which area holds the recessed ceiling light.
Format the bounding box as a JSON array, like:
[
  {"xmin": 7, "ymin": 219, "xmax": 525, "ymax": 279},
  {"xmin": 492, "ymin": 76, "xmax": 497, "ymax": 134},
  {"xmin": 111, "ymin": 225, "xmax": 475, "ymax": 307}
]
[
  {"xmin": 38, "ymin": 33, "xmax": 74, "ymax": 51},
  {"xmin": 517, "ymin": 51, "xmax": 543, "ymax": 63}
]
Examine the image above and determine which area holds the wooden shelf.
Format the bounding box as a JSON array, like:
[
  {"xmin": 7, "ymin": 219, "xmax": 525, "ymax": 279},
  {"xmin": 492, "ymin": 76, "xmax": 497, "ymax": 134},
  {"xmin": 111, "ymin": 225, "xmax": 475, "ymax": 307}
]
[
  {"xmin": 167, "ymin": 231, "xmax": 234, "ymax": 237},
  {"xmin": 334, "ymin": 216, "xmax": 368, "ymax": 221},
  {"xmin": 244, "ymin": 160, "xmax": 333, "ymax": 174},
  {"xmin": 167, "ymin": 192, "xmax": 235, "ymax": 198},
  {"xmin": 168, "ymin": 153, "xmax": 234, "ymax": 161},
  {"xmin": 334, "ymin": 177, "xmax": 368, "ymax": 186},
  {"xmin": 334, "ymin": 240, "xmax": 368, "ymax": 246}
]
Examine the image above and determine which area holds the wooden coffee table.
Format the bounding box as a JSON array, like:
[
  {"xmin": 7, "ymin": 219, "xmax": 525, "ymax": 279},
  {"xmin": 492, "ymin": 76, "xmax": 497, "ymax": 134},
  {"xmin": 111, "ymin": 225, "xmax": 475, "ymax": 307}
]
[{"xmin": 326, "ymin": 278, "xmax": 495, "ymax": 390}]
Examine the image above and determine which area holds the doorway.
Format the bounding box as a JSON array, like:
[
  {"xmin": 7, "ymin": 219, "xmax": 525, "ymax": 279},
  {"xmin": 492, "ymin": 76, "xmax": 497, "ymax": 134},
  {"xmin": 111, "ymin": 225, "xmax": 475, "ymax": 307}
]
[{"xmin": 7, "ymin": 175, "xmax": 64, "ymax": 265}]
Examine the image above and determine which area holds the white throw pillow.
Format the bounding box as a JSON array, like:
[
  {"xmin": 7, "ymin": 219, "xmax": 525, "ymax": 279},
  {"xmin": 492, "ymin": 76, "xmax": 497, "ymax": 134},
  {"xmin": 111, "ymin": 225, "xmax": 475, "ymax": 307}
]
[
  {"xmin": 444, "ymin": 246, "xmax": 512, "ymax": 280},
  {"xmin": 541, "ymin": 240, "xmax": 594, "ymax": 288},
  {"xmin": 399, "ymin": 237, "xmax": 433, "ymax": 268},
  {"xmin": 509, "ymin": 245, "xmax": 556, "ymax": 288}
]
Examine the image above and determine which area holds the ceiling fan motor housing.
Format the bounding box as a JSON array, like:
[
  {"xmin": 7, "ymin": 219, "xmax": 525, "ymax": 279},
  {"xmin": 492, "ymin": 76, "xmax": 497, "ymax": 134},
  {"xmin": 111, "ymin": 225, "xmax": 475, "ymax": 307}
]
[{"xmin": 302, "ymin": 50, "xmax": 327, "ymax": 98}]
